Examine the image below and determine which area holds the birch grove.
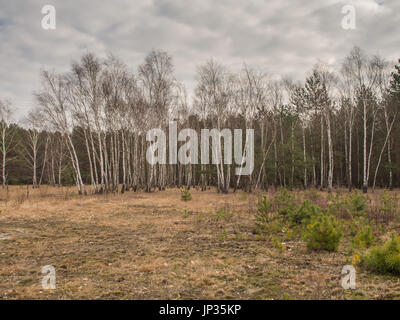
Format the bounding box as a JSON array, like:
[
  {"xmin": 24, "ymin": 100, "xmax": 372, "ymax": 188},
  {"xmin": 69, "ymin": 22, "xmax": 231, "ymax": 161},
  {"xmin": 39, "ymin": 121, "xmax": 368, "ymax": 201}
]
[{"xmin": 1, "ymin": 47, "xmax": 399, "ymax": 194}]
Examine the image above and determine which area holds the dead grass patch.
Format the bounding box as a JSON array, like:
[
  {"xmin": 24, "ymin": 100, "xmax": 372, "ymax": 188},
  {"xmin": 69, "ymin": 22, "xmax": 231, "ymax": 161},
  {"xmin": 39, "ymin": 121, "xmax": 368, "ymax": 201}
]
[{"xmin": 0, "ymin": 186, "xmax": 399, "ymax": 299}]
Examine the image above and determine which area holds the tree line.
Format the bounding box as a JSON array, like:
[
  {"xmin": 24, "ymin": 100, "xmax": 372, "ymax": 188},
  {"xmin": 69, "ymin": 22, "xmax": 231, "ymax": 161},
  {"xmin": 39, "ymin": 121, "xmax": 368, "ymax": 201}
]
[{"xmin": 0, "ymin": 46, "xmax": 399, "ymax": 194}]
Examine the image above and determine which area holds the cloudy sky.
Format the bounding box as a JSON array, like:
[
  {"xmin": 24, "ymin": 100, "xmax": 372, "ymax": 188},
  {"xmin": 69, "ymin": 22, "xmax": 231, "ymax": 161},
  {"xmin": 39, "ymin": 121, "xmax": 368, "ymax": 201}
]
[{"xmin": 0, "ymin": 0, "xmax": 399, "ymax": 118}]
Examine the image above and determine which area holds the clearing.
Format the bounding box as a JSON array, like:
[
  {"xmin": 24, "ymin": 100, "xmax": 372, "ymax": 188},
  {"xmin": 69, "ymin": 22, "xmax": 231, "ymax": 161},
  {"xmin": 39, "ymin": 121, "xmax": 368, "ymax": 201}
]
[{"xmin": 0, "ymin": 186, "xmax": 399, "ymax": 299}]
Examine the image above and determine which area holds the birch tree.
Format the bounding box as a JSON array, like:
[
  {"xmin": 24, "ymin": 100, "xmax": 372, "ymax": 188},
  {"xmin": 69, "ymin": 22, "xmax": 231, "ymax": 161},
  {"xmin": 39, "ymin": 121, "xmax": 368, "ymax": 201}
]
[
  {"xmin": 0, "ymin": 100, "xmax": 15, "ymax": 189},
  {"xmin": 21, "ymin": 109, "xmax": 44, "ymax": 188},
  {"xmin": 342, "ymin": 47, "xmax": 382, "ymax": 193},
  {"xmin": 36, "ymin": 70, "xmax": 86, "ymax": 195}
]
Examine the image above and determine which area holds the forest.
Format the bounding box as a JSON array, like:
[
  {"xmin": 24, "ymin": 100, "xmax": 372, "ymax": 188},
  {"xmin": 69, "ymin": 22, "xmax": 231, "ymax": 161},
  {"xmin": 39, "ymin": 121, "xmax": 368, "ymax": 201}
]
[{"xmin": 0, "ymin": 46, "xmax": 399, "ymax": 195}]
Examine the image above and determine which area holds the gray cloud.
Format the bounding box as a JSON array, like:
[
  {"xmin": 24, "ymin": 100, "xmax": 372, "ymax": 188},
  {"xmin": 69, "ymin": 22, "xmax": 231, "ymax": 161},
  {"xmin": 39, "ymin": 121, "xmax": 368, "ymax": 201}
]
[{"xmin": 0, "ymin": 0, "xmax": 399, "ymax": 119}]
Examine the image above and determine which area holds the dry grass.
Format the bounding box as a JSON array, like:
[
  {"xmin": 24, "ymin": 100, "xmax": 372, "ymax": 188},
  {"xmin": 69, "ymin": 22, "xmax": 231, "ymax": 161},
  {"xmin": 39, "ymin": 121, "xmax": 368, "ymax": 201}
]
[{"xmin": 0, "ymin": 185, "xmax": 399, "ymax": 299}]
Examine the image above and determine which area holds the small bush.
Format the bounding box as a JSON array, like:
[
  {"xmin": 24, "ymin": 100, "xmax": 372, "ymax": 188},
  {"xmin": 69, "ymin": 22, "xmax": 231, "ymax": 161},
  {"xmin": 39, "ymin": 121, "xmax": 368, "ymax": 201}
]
[
  {"xmin": 361, "ymin": 234, "xmax": 400, "ymax": 275},
  {"xmin": 378, "ymin": 191, "xmax": 398, "ymax": 217},
  {"xmin": 303, "ymin": 215, "xmax": 343, "ymax": 251},
  {"xmin": 181, "ymin": 188, "xmax": 192, "ymax": 201},
  {"xmin": 272, "ymin": 237, "xmax": 286, "ymax": 253},
  {"xmin": 289, "ymin": 200, "xmax": 322, "ymax": 225},
  {"xmin": 346, "ymin": 217, "xmax": 369, "ymax": 237},
  {"xmin": 278, "ymin": 203, "xmax": 297, "ymax": 219},
  {"xmin": 256, "ymin": 219, "xmax": 283, "ymax": 238},
  {"xmin": 256, "ymin": 196, "xmax": 273, "ymax": 224},
  {"xmin": 352, "ymin": 225, "xmax": 374, "ymax": 249},
  {"xmin": 346, "ymin": 191, "xmax": 367, "ymax": 217},
  {"xmin": 282, "ymin": 225, "xmax": 295, "ymax": 240},
  {"xmin": 274, "ymin": 188, "xmax": 297, "ymax": 217},
  {"xmin": 182, "ymin": 209, "xmax": 190, "ymax": 219},
  {"xmin": 327, "ymin": 193, "xmax": 346, "ymax": 217}
]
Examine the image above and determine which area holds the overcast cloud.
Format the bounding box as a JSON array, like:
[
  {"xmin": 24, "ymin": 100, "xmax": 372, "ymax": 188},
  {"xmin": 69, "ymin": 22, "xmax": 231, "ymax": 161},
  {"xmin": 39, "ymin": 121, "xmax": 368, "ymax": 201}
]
[{"xmin": 0, "ymin": 0, "xmax": 399, "ymax": 118}]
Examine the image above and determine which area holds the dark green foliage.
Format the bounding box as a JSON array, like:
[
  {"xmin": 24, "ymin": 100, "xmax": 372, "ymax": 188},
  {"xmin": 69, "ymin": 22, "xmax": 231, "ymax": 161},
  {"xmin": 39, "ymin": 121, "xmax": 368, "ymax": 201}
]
[
  {"xmin": 274, "ymin": 189, "xmax": 321, "ymax": 225},
  {"xmin": 290, "ymin": 199, "xmax": 322, "ymax": 225},
  {"xmin": 303, "ymin": 215, "xmax": 343, "ymax": 251}
]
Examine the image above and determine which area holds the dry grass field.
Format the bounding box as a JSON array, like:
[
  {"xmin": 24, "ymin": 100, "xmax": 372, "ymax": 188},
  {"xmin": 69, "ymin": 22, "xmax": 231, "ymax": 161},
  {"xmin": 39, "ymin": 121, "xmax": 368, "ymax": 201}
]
[{"xmin": 0, "ymin": 186, "xmax": 400, "ymax": 300}]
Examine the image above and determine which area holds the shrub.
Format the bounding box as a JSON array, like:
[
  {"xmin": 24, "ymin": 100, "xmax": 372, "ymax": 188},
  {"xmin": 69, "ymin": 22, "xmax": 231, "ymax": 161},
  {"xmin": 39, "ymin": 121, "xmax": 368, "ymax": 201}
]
[
  {"xmin": 272, "ymin": 237, "xmax": 286, "ymax": 253},
  {"xmin": 256, "ymin": 196, "xmax": 273, "ymax": 224},
  {"xmin": 327, "ymin": 193, "xmax": 346, "ymax": 216},
  {"xmin": 289, "ymin": 200, "xmax": 322, "ymax": 225},
  {"xmin": 378, "ymin": 191, "xmax": 398, "ymax": 217},
  {"xmin": 346, "ymin": 217, "xmax": 369, "ymax": 237},
  {"xmin": 255, "ymin": 219, "xmax": 283, "ymax": 238},
  {"xmin": 278, "ymin": 203, "xmax": 297, "ymax": 219},
  {"xmin": 345, "ymin": 191, "xmax": 367, "ymax": 217},
  {"xmin": 303, "ymin": 215, "xmax": 343, "ymax": 251},
  {"xmin": 352, "ymin": 225, "xmax": 374, "ymax": 249},
  {"xmin": 182, "ymin": 209, "xmax": 190, "ymax": 219},
  {"xmin": 274, "ymin": 188, "xmax": 297, "ymax": 217},
  {"xmin": 181, "ymin": 188, "xmax": 192, "ymax": 201},
  {"xmin": 282, "ymin": 225, "xmax": 295, "ymax": 240},
  {"xmin": 361, "ymin": 234, "xmax": 400, "ymax": 275}
]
